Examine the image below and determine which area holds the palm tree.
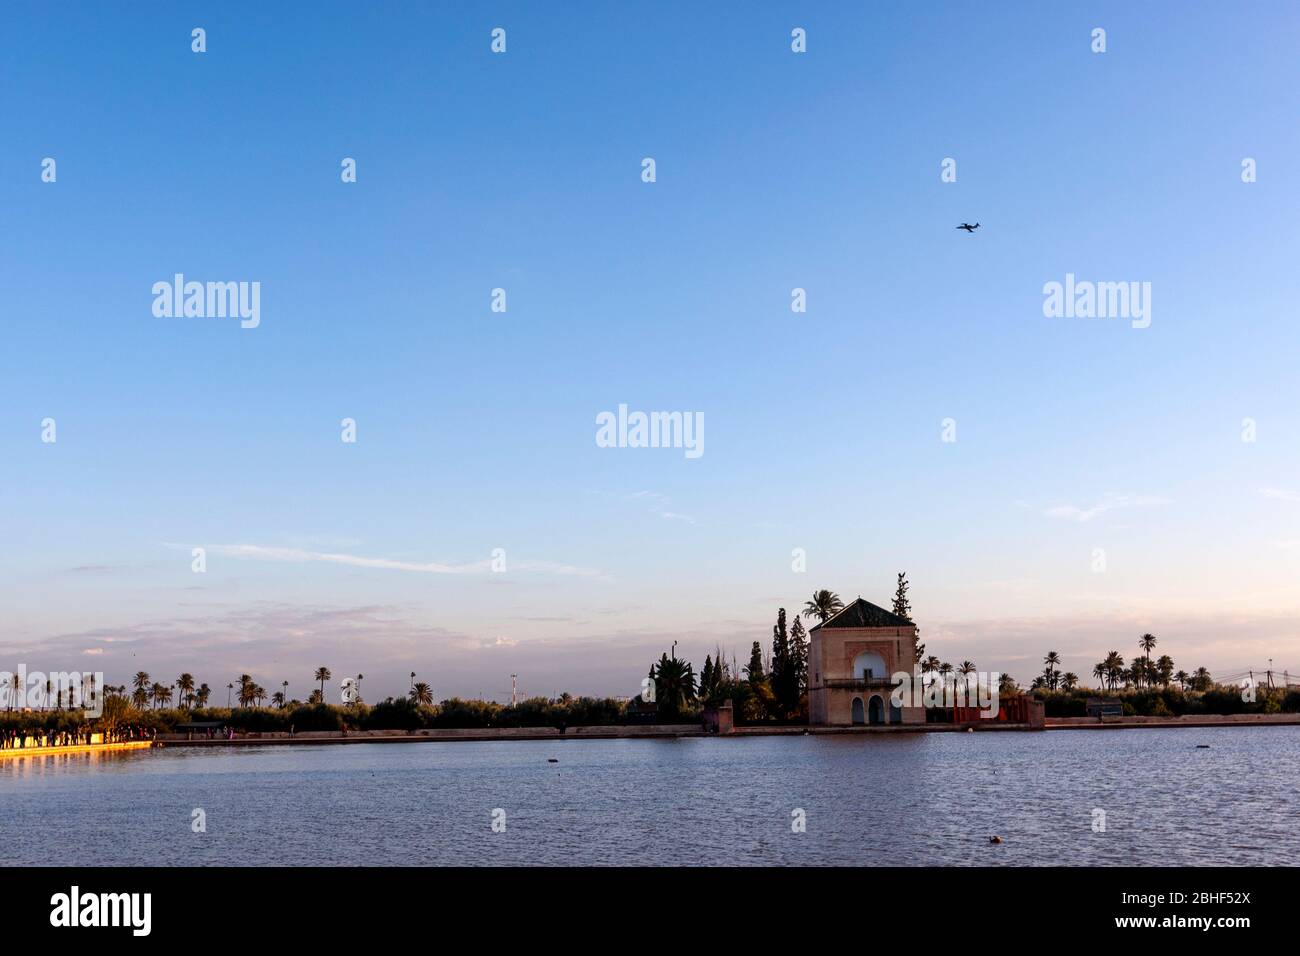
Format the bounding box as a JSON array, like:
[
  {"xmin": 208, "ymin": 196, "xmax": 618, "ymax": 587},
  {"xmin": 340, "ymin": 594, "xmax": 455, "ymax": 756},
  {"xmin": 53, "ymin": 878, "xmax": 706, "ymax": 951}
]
[
  {"xmin": 176, "ymin": 673, "xmax": 195, "ymax": 709},
  {"xmin": 307, "ymin": 689, "xmax": 323, "ymax": 704},
  {"xmin": 1043, "ymin": 652, "xmax": 1062, "ymax": 690},
  {"xmin": 196, "ymin": 683, "xmax": 211, "ymax": 708},
  {"xmin": 314, "ymin": 667, "xmax": 331, "ymax": 701},
  {"xmin": 1192, "ymin": 667, "xmax": 1212, "ymax": 692},
  {"xmin": 150, "ymin": 682, "xmax": 171, "ymax": 709},
  {"xmin": 1138, "ymin": 634, "xmax": 1157, "ymax": 688},
  {"xmin": 271, "ymin": 691, "xmax": 286, "ymax": 709},
  {"xmin": 938, "ymin": 662, "xmax": 954, "ymax": 701},
  {"xmin": 1103, "ymin": 651, "xmax": 1124, "ymax": 691},
  {"xmin": 650, "ymin": 653, "xmax": 697, "ymax": 717},
  {"xmin": 226, "ymin": 682, "xmax": 234, "ymax": 707},
  {"xmin": 253, "ymin": 684, "xmax": 267, "ymax": 708},
  {"xmin": 1060, "ymin": 672, "xmax": 1079, "ymax": 690},
  {"xmin": 958, "ymin": 661, "xmax": 977, "ymax": 699},
  {"xmin": 802, "ymin": 589, "xmax": 844, "ymax": 624},
  {"xmin": 1174, "ymin": 669, "xmax": 1190, "ymax": 691},
  {"xmin": 1155, "ymin": 655, "xmax": 1174, "ymax": 688},
  {"xmin": 132, "ymin": 671, "xmax": 151, "ymax": 709},
  {"xmin": 409, "ymin": 682, "xmax": 434, "ymax": 706},
  {"xmin": 924, "ymin": 655, "xmax": 941, "ymax": 691},
  {"xmin": 237, "ymin": 675, "xmax": 256, "ymax": 708},
  {"xmin": 8, "ymin": 672, "xmax": 20, "ymax": 711},
  {"xmin": 1092, "ymin": 662, "xmax": 1106, "ymax": 688}
]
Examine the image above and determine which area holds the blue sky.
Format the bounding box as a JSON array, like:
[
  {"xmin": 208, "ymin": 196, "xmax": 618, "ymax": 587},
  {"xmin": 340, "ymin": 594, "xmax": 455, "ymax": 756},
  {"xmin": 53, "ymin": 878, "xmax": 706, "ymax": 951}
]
[{"xmin": 3, "ymin": 1, "xmax": 1299, "ymax": 702}]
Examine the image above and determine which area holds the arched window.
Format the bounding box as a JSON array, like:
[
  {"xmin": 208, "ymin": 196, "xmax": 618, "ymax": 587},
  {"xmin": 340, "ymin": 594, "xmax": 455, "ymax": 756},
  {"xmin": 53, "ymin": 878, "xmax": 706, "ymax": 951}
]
[
  {"xmin": 850, "ymin": 697, "xmax": 865, "ymax": 725},
  {"xmin": 851, "ymin": 651, "xmax": 887, "ymax": 681},
  {"xmin": 868, "ymin": 695, "xmax": 885, "ymax": 725}
]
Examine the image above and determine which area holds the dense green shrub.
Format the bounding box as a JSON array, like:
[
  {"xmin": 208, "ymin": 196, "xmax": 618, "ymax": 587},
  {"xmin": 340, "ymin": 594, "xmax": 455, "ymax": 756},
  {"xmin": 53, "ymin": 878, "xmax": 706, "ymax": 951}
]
[
  {"xmin": 1031, "ymin": 684, "xmax": 1297, "ymax": 717},
  {"xmin": 0, "ymin": 709, "xmax": 89, "ymax": 734},
  {"xmin": 286, "ymin": 703, "xmax": 348, "ymax": 731},
  {"xmin": 430, "ymin": 697, "xmax": 499, "ymax": 728},
  {"xmin": 1192, "ymin": 688, "xmax": 1247, "ymax": 716},
  {"xmin": 363, "ymin": 697, "xmax": 426, "ymax": 730},
  {"xmin": 704, "ymin": 678, "xmax": 762, "ymax": 723}
]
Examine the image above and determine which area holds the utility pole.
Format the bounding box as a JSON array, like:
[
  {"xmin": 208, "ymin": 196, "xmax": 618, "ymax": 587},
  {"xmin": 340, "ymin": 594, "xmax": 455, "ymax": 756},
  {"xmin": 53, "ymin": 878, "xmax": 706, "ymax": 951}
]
[{"xmin": 511, "ymin": 674, "xmax": 517, "ymax": 707}]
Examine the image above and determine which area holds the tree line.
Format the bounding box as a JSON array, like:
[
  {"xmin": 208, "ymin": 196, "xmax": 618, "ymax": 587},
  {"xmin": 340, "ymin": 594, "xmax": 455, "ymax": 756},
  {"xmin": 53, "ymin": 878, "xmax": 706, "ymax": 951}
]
[
  {"xmin": 85, "ymin": 667, "xmax": 438, "ymax": 712},
  {"xmin": 1034, "ymin": 634, "xmax": 1214, "ymax": 693}
]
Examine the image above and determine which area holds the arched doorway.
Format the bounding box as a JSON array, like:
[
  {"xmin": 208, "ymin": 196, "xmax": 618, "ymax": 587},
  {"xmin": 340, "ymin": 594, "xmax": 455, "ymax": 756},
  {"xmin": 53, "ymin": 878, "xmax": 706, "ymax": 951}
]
[
  {"xmin": 889, "ymin": 699, "xmax": 902, "ymax": 724},
  {"xmin": 868, "ymin": 695, "xmax": 885, "ymax": 725},
  {"xmin": 851, "ymin": 697, "xmax": 865, "ymax": 725}
]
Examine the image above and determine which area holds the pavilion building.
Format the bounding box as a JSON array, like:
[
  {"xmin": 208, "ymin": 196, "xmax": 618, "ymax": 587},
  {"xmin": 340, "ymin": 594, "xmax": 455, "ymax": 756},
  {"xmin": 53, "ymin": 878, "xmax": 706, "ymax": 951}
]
[{"xmin": 807, "ymin": 597, "xmax": 925, "ymax": 726}]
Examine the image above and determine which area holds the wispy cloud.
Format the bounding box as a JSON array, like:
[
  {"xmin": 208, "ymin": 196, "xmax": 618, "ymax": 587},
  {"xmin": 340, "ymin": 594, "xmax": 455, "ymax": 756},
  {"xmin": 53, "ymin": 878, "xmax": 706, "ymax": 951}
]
[
  {"xmin": 1259, "ymin": 487, "xmax": 1300, "ymax": 504},
  {"xmin": 620, "ymin": 490, "xmax": 697, "ymax": 525},
  {"xmin": 659, "ymin": 511, "xmax": 696, "ymax": 525},
  {"xmin": 12, "ymin": 604, "xmax": 723, "ymax": 701},
  {"xmin": 1042, "ymin": 495, "xmax": 1171, "ymax": 523},
  {"xmin": 207, "ymin": 544, "xmax": 486, "ymax": 574},
  {"xmin": 168, "ymin": 544, "xmax": 603, "ymax": 577},
  {"xmin": 626, "ymin": 490, "xmax": 668, "ymax": 503}
]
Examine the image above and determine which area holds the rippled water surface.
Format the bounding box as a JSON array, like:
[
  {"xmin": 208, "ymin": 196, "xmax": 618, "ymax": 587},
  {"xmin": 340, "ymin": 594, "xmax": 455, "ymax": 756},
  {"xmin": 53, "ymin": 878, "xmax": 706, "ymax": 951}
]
[{"xmin": 3, "ymin": 728, "xmax": 1296, "ymax": 865}]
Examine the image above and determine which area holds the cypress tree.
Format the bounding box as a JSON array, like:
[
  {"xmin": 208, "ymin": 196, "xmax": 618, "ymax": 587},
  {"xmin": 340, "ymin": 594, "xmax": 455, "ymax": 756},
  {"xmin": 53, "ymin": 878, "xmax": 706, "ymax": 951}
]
[
  {"xmin": 745, "ymin": 641, "xmax": 765, "ymax": 682},
  {"xmin": 892, "ymin": 572, "xmax": 912, "ymax": 619},
  {"xmin": 893, "ymin": 571, "xmax": 924, "ymax": 664},
  {"xmin": 772, "ymin": 608, "xmax": 799, "ymax": 714},
  {"xmin": 789, "ymin": 616, "xmax": 808, "ymax": 695}
]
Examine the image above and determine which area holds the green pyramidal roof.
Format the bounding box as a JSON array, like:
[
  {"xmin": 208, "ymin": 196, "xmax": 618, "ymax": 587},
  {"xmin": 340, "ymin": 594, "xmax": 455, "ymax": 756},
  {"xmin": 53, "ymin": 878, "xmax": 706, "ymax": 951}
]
[{"xmin": 809, "ymin": 597, "xmax": 913, "ymax": 631}]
